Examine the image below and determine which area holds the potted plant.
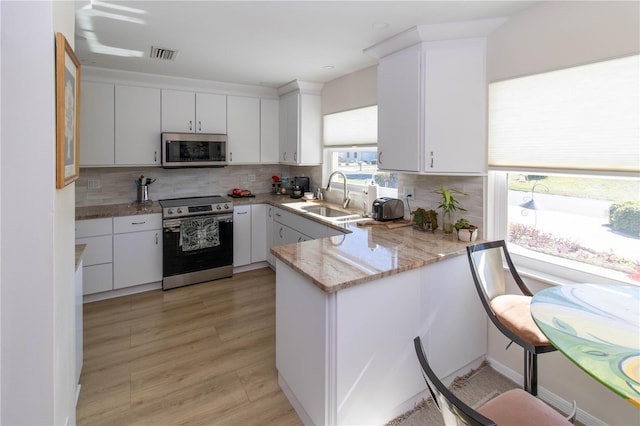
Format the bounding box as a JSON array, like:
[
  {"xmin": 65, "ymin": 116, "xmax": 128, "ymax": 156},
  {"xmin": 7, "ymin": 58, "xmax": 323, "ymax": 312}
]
[
  {"xmin": 454, "ymin": 218, "xmax": 478, "ymax": 242},
  {"xmin": 412, "ymin": 208, "xmax": 438, "ymax": 232},
  {"xmin": 434, "ymin": 186, "xmax": 467, "ymax": 233}
]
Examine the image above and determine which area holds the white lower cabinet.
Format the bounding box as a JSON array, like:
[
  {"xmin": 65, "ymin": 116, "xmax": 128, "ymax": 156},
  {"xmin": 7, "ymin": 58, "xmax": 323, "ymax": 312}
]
[
  {"xmin": 233, "ymin": 205, "xmax": 252, "ymax": 267},
  {"xmin": 250, "ymin": 204, "xmax": 268, "ymax": 263},
  {"xmin": 266, "ymin": 205, "xmax": 276, "ymax": 266},
  {"xmin": 112, "ymin": 214, "xmax": 162, "ymax": 289},
  {"xmin": 76, "ymin": 214, "xmax": 162, "ymax": 296},
  {"xmin": 76, "ymin": 218, "xmax": 113, "ymax": 295}
]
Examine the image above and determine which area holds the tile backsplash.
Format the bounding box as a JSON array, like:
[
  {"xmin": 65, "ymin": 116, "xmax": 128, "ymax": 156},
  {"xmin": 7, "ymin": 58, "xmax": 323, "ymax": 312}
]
[{"xmin": 76, "ymin": 165, "xmax": 321, "ymax": 206}]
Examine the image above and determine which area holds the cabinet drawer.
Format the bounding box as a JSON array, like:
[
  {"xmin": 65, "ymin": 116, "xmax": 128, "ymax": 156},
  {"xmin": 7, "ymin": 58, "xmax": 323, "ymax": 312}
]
[
  {"xmin": 83, "ymin": 263, "xmax": 113, "ymax": 295},
  {"xmin": 113, "ymin": 214, "xmax": 161, "ymax": 234},
  {"xmin": 76, "ymin": 235, "xmax": 112, "ymax": 266},
  {"xmin": 76, "ymin": 218, "xmax": 112, "ymax": 238}
]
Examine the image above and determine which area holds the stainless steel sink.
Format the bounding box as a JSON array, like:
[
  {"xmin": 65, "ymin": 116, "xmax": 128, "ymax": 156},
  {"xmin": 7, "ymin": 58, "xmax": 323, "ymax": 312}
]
[{"xmin": 301, "ymin": 205, "xmax": 354, "ymax": 218}]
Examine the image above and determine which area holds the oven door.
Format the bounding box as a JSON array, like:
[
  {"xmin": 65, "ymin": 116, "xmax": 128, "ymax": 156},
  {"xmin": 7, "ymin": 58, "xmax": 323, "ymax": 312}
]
[{"xmin": 162, "ymin": 213, "xmax": 233, "ymax": 279}]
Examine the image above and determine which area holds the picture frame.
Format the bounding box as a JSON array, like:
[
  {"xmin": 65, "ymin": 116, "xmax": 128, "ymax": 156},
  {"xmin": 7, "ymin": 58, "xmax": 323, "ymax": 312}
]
[{"xmin": 55, "ymin": 32, "xmax": 81, "ymax": 188}]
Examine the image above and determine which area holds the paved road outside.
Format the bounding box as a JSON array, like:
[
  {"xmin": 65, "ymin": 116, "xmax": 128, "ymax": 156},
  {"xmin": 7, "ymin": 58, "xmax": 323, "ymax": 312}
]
[{"xmin": 508, "ymin": 191, "xmax": 639, "ymax": 261}]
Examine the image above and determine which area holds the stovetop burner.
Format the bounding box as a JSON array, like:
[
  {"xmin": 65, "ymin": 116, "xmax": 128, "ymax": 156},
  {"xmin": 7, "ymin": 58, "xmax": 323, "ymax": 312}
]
[{"xmin": 159, "ymin": 195, "xmax": 233, "ymax": 218}]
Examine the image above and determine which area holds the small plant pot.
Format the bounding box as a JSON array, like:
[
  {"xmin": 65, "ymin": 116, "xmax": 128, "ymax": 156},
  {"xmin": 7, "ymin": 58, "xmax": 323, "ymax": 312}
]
[{"xmin": 456, "ymin": 227, "xmax": 478, "ymax": 242}]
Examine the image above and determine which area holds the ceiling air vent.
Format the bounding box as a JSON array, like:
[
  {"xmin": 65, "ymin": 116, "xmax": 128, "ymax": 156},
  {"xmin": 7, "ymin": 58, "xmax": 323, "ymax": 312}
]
[{"xmin": 150, "ymin": 46, "xmax": 178, "ymax": 61}]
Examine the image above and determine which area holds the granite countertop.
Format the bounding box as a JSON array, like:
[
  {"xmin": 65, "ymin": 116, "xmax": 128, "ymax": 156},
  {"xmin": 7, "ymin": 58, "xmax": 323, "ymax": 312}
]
[
  {"xmin": 76, "ymin": 201, "xmax": 162, "ymax": 220},
  {"xmin": 270, "ymin": 220, "xmax": 472, "ymax": 293},
  {"xmin": 75, "ymin": 193, "xmax": 476, "ymax": 293}
]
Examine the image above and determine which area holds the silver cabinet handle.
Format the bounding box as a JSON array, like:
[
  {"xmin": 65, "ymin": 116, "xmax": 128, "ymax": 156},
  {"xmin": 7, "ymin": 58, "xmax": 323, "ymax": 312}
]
[
  {"xmin": 189, "ymin": 120, "xmax": 193, "ymax": 131},
  {"xmin": 294, "ymin": 151, "xmax": 298, "ymax": 162},
  {"xmin": 155, "ymin": 233, "xmax": 158, "ymax": 245},
  {"xmin": 279, "ymin": 227, "xmax": 283, "ymax": 239},
  {"xmin": 430, "ymin": 151, "xmax": 434, "ymax": 168},
  {"xmin": 131, "ymin": 221, "xmax": 146, "ymax": 225},
  {"xmin": 283, "ymin": 152, "xmax": 287, "ymax": 161},
  {"xmin": 378, "ymin": 151, "xmax": 382, "ymax": 165},
  {"xmin": 236, "ymin": 211, "xmax": 248, "ymax": 215},
  {"xmin": 230, "ymin": 152, "xmax": 233, "ymax": 162},
  {"xmin": 275, "ymin": 212, "xmax": 282, "ymax": 218},
  {"xmin": 198, "ymin": 121, "xmax": 202, "ymax": 132},
  {"xmin": 297, "ymin": 236, "xmax": 303, "ymax": 242},
  {"xmin": 154, "ymin": 151, "xmax": 157, "ymax": 163}
]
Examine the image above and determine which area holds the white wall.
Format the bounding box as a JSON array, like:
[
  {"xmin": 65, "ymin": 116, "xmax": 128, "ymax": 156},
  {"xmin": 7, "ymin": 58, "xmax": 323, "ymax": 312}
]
[
  {"xmin": 1, "ymin": 1, "xmax": 77, "ymax": 424},
  {"xmin": 487, "ymin": 1, "xmax": 640, "ymax": 82},
  {"xmin": 486, "ymin": 2, "xmax": 639, "ymax": 425}
]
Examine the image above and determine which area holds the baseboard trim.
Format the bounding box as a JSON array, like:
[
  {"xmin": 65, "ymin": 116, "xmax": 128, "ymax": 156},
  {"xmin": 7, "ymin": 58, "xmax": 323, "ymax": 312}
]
[{"xmin": 487, "ymin": 357, "xmax": 606, "ymax": 426}]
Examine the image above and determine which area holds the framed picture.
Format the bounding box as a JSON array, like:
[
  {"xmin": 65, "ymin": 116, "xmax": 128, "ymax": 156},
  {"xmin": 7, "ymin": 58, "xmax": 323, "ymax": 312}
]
[{"xmin": 55, "ymin": 32, "xmax": 81, "ymax": 188}]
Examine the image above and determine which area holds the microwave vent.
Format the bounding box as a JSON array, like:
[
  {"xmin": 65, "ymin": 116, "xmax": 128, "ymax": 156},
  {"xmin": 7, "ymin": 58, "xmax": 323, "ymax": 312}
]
[{"xmin": 150, "ymin": 46, "xmax": 178, "ymax": 61}]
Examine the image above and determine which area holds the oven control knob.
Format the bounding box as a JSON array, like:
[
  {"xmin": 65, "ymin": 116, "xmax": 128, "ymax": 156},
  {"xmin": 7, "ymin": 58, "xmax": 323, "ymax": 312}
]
[
  {"xmin": 167, "ymin": 209, "xmax": 173, "ymax": 215},
  {"xmin": 216, "ymin": 204, "xmax": 222, "ymax": 210},
  {"xmin": 224, "ymin": 204, "xmax": 230, "ymax": 210},
  {"xmin": 177, "ymin": 208, "xmax": 183, "ymax": 214}
]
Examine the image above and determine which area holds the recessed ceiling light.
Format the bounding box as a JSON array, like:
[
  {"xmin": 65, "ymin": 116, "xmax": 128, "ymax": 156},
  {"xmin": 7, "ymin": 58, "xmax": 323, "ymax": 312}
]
[
  {"xmin": 372, "ymin": 22, "xmax": 390, "ymax": 30},
  {"xmin": 322, "ymin": 65, "xmax": 335, "ymax": 70}
]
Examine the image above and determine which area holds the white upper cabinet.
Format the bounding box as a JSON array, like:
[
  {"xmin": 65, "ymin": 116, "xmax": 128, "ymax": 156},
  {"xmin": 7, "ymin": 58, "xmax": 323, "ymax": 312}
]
[
  {"xmin": 195, "ymin": 92, "xmax": 227, "ymax": 134},
  {"xmin": 368, "ymin": 19, "xmax": 503, "ymax": 176},
  {"xmin": 260, "ymin": 98, "xmax": 280, "ymax": 163},
  {"xmin": 161, "ymin": 89, "xmax": 226, "ymax": 134},
  {"xmin": 377, "ymin": 46, "xmax": 422, "ymax": 172},
  {"xmin": 227, "ymin": 95, "xmax": 260, "ymax": 163},
  {"xmin": 377, "ymin": 38, "xmax": 487, "ymax": 175},
  {"xmin": 115, "ymin": 85, "xmax": 161, "ymax": 166},
  {"xmin": 278, "ymin": 87, "xmax": 322, "ymax": 165},
  {"xmin": 80, "ymin": 81, "xmax": 115, "ymax": 166}
]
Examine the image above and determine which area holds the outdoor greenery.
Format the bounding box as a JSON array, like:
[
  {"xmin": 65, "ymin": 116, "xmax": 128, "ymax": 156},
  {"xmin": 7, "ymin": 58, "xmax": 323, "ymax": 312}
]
[
  {"xmin": 508, "ymin": 175, "xmax": 639, "ymax": 201},
  {"xmin": 609, "ymin": 201, "xmax": 640, "ymax": 236},
  {"xmin": 509, "ymin": 223, "xmax": 638, "ymax": 280}
]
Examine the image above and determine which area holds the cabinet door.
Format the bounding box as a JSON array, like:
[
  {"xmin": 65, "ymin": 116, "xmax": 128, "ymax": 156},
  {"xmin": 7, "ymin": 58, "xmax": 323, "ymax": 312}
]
[
  {"xmin": 266, "ymin": 205, "xmax": 275, "ymax": 266},
  {"xmin": 260, "ymin": 98, "xmax": 280, "ymax": 163},
  {"xmin": 298, "ymin": 93, "xmax": 322, "ymax": 164},
  {"xmin": 233, "ymin": 205, "xmax": 252, "ymax": 267},
  {"xmin": 195, "ymin": 93, "xmax": 226, "ymax": 134},
  {"xmin": 423, "ymin": 39, "xmax": 487, "ymax": 174},
  {"xmin": 161, "ymin": 89, "xmax": 195, "ymax": 133},
  {"xmin": 377, "ymin": 45, "xmax": 422, "ymax": 172},
  {"xmin": 227, "ymin": 96, "xmax": 260, "ymax": 163},
  {"xmin": 80, "ymin": 82, "xmax": 115, "ymax": 166},
  {"xmin": 83, "ymin": 264, "xmax": 113, "ymax": 295},
  {"xmin": 113, "ymin": 229, "xmax": 162, "ymax": 289},
  {"xmin": 115, "ymin": 85, "xmax": 161, "ymax": 165},
  {"xmin": 279, "ymin": 92, "xmax": 298, "ymax": 164},
  {"xmin": 251, "ymin": 204, "xmax": 267, "ymax": 263}
]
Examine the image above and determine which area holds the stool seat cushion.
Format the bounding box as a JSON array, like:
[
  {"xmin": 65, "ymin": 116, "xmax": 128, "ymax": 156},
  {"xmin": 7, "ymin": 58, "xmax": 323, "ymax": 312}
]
[
  {"xmin": 490, "ymin": 295, "xmax": 550, "ymax": 347},
  {"xmin": 477, "ymin": 388, "xmax": 571, "ymax": 426}
]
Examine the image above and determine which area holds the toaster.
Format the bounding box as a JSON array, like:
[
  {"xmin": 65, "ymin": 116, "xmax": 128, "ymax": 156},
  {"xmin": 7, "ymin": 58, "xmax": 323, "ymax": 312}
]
[{"xmin": 371, "ymin": 197, "xmax": 404, "ymax": 221}]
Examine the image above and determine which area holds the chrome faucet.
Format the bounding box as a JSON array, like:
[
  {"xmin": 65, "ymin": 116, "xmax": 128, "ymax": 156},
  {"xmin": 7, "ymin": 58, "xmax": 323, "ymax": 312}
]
[{"xmin": 326, "ymin": 171, "xmax": 351, "ymax": 209}]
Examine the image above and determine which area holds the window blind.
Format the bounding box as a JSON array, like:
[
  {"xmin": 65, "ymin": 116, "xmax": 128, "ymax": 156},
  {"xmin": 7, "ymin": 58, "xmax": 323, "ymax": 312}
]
[
  {"xmin": 488, "ymin": 55, "xmax": 639, "ymax": 174},
  {"xmin": 323, "ymin": 105, "xmax": 377, "ymax": 146}
]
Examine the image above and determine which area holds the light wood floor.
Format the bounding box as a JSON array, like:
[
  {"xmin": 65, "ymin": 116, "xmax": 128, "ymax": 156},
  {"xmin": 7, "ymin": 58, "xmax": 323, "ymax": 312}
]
[{"xmin": 77, "ymin": 267, "xmax": 303, "ymax": 426}]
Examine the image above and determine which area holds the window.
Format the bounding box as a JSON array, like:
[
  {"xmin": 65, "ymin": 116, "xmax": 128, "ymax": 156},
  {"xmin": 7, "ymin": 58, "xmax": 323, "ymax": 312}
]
[
  {"xmin": 323, "ymin": 106, "xmax": 397, "ymax": 196},
  {"xmin": 488, "ymin": 55, "xmax": 639, "ymax": 285}
]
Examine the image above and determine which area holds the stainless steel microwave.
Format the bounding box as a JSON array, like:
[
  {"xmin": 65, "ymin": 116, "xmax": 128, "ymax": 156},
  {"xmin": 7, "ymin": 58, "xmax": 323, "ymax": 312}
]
[{"xmin": 161, "ymin": 133, "xmax": 227, "ymax": 168}]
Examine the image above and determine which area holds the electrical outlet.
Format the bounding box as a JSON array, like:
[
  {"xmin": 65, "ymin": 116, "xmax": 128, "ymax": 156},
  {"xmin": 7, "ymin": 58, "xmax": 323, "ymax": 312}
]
[
  {"xmin": 248, "ymin": 174, "xmax": 256, "ymax": 182},
  {"xmin": 87, "ymin": 178, "xmax": 101, "ymax": 190},
  {"xmin": 403, "ymin": 186, "xmax": 414, "ymax": 198}
]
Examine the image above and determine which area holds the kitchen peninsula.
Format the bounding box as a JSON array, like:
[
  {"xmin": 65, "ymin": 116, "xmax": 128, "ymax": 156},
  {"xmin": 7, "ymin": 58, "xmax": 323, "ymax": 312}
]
[{"xmin": 270, "ymin": 219, "xmax": 487, "ymax": 425}]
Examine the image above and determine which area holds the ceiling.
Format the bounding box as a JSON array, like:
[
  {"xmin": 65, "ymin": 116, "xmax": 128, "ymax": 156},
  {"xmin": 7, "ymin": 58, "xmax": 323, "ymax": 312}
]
[{"xmin": 74, "ymin": 1, "xmax": 542, "ymax": 89}]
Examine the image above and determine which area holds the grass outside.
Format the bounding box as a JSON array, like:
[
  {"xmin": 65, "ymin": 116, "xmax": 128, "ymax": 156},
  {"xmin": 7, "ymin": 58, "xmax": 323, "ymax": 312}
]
[{"xmin": 508, "ymin": 174, "xmax": 639, "ymax": 202}]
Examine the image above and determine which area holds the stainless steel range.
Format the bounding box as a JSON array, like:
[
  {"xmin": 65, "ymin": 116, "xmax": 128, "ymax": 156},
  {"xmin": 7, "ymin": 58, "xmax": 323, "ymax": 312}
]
[{"xmin": 159, "ymin": 196, "xmax": 233, "ymax": 290}]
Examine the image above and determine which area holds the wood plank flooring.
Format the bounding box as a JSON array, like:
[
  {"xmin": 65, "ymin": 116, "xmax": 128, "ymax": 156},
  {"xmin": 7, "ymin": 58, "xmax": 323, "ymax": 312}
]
[{"xmin": 77, "ymin": 267, "xmax": 303, "ymax": 426}]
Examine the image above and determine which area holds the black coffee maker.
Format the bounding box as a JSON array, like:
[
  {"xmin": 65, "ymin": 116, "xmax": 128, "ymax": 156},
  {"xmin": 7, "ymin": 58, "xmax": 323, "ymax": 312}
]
[{"xmin": 291, "ymin": 176, "xmax": 310, "ymax": 199}]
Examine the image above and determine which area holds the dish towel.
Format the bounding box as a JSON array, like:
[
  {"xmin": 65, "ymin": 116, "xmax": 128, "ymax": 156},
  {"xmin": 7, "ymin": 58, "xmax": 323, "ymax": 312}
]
[{"xmin": 179, "ymin": 217, "xmax": 220, "ymax": 251}]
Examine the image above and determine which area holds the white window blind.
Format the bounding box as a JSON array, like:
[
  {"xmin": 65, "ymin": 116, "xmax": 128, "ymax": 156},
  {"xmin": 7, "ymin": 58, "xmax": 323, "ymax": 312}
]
[
  {"xmin": 323, "ymin": 105, "xmax": 377, "ymax": 146},
  {"xmin": 488, "ymin": 55, "xmax": 640, "ymax": 174}
]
